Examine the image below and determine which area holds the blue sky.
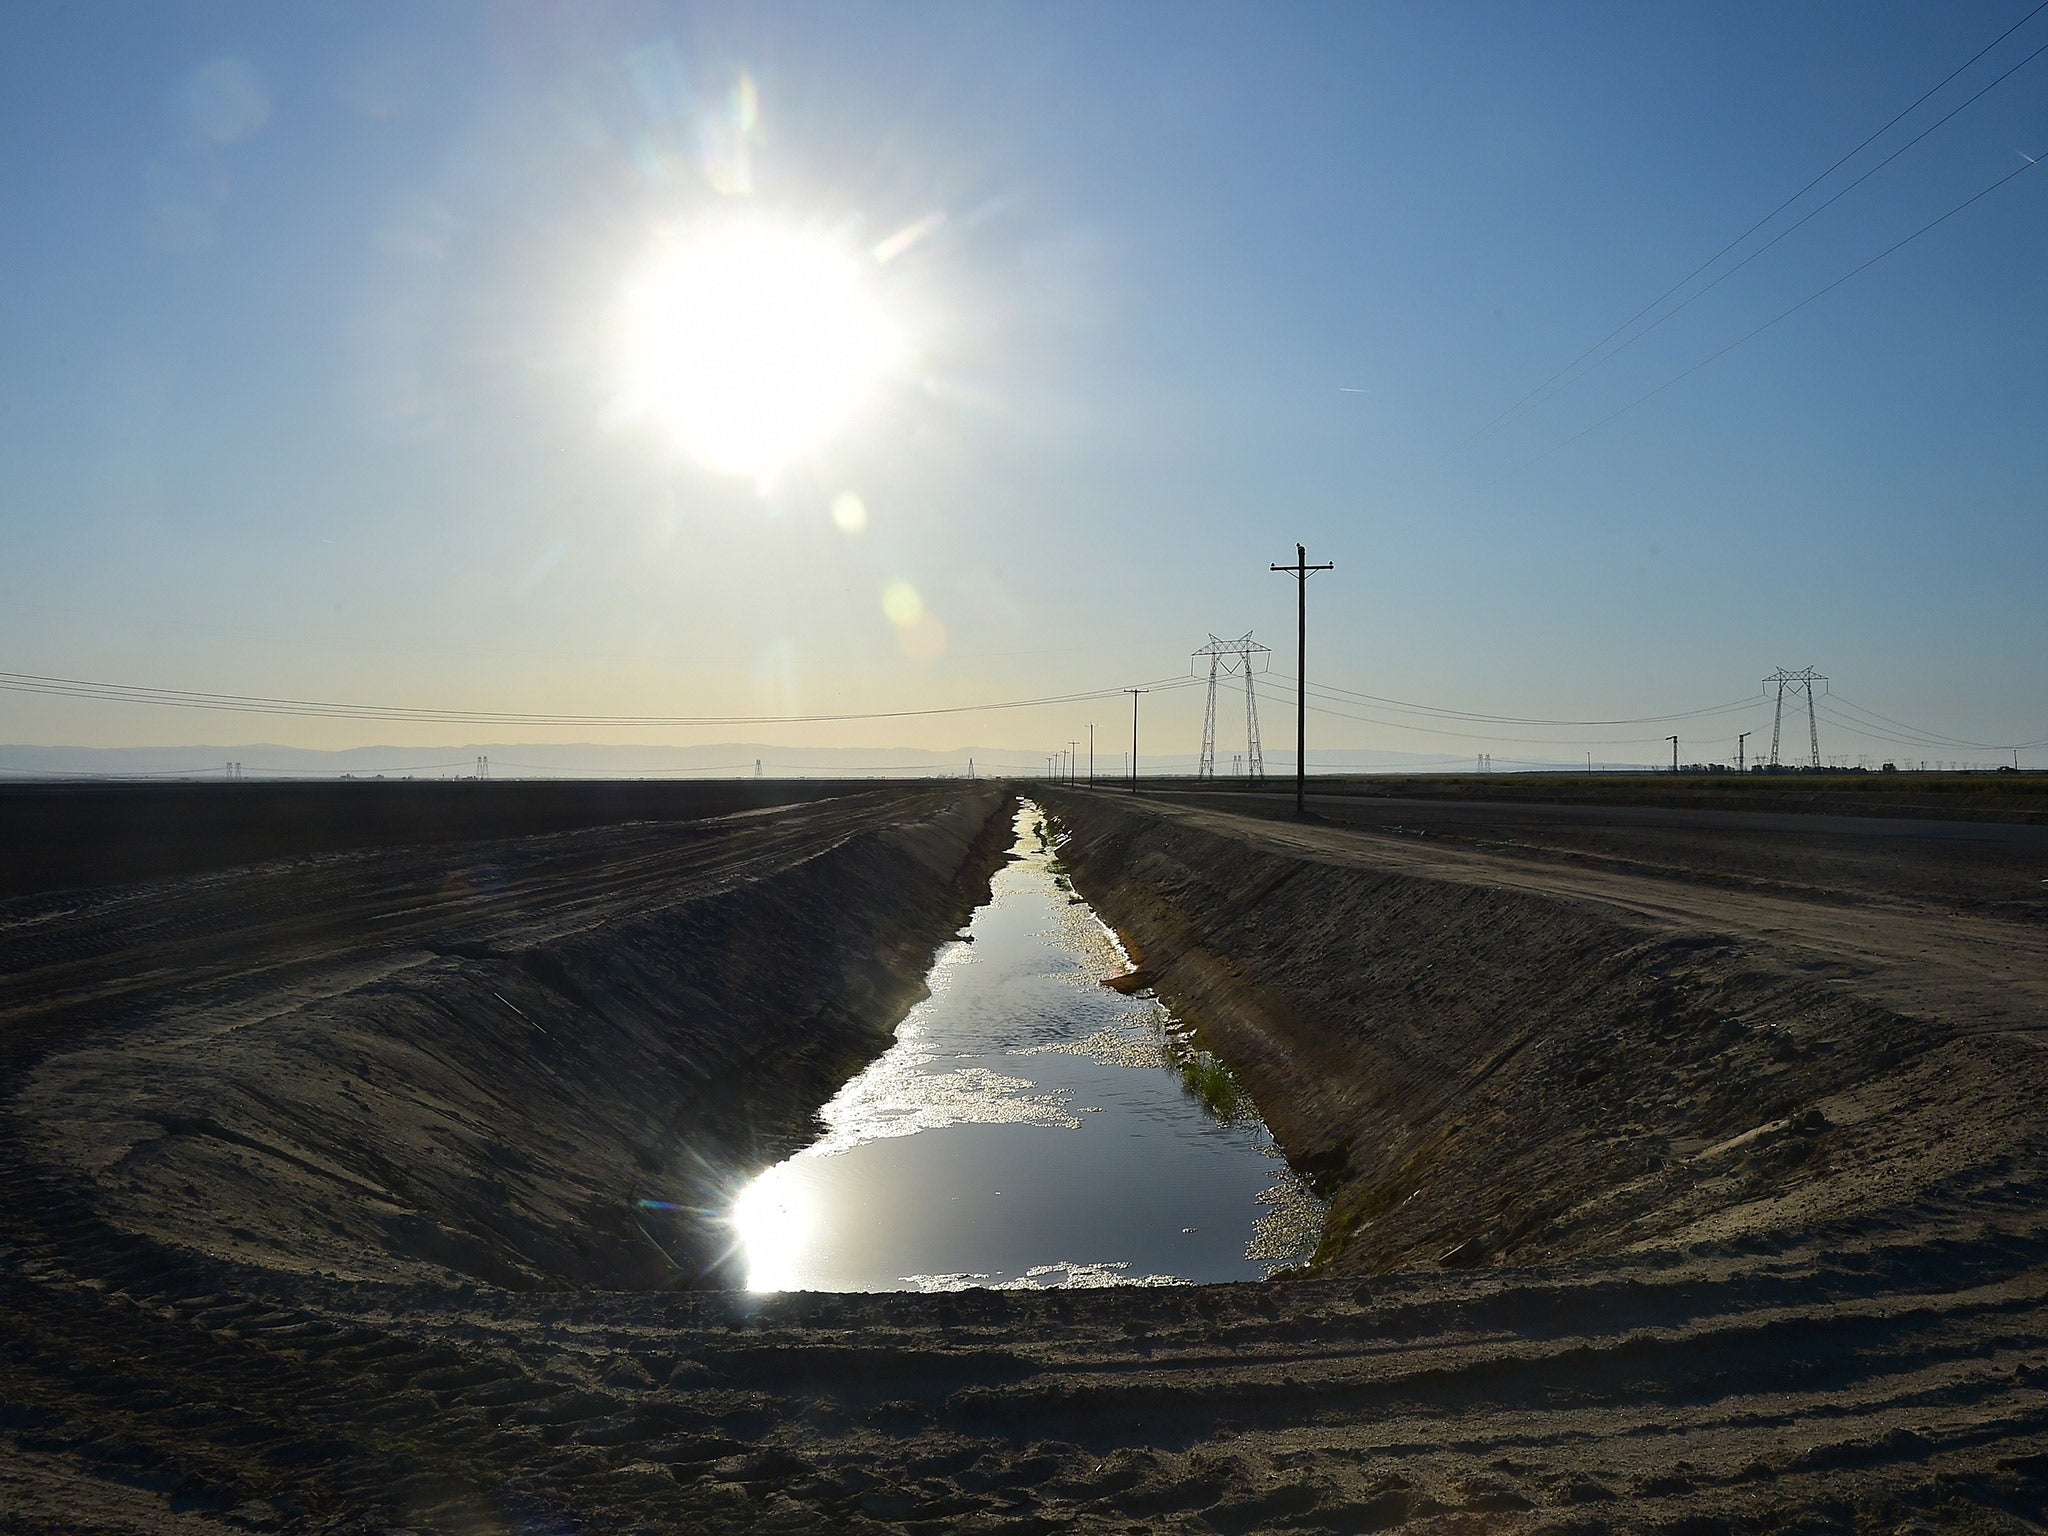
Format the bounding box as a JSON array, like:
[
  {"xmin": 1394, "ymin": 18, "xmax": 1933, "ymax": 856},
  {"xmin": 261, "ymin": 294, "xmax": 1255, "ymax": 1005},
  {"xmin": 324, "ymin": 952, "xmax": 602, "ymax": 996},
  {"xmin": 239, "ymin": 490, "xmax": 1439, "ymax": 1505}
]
[{"xmin": 3, "ymin": 1, "xmax": 2044, "ymax": 769}]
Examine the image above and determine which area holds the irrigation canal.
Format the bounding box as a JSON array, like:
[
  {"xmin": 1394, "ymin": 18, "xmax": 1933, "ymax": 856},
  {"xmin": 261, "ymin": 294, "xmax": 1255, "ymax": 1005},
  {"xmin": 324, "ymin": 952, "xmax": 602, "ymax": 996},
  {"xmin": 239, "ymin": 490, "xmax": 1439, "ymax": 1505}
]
[{"xmin": 729, "ymin": 801, "xmax": 1322, "ymax": 1291}]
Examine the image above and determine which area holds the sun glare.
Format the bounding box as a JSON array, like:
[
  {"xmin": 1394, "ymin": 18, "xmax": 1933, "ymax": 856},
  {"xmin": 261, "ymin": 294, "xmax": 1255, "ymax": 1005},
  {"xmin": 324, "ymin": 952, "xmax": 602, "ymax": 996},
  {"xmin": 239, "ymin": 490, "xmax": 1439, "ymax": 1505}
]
[
  {"xmin": 730, "ymin": 1160, "xmax": 816, "ymax": 1291},
  {"xmin": 616, "ymin": 219, "xmax": 905, "ymax": 481}
]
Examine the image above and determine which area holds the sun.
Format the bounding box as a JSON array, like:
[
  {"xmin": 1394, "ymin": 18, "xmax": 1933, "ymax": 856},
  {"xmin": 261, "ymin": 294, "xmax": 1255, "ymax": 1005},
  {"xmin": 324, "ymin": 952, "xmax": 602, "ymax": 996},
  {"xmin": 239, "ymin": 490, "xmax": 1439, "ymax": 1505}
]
[{"xmin": 615, "ymin": 217, "xmax": 906, "ymax": 481}]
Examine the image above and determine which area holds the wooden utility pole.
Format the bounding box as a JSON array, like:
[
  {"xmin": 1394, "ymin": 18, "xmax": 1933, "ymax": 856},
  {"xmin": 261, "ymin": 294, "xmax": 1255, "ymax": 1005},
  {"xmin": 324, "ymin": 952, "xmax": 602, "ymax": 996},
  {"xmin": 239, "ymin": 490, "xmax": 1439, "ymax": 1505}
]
[
  {"xmin": 1125, "ymin": 689, "xmax": 1145, "ymax": 792},
  {"xmin": 1270, "ymin": 543, "xmax": 1334, "ymax": 816}
]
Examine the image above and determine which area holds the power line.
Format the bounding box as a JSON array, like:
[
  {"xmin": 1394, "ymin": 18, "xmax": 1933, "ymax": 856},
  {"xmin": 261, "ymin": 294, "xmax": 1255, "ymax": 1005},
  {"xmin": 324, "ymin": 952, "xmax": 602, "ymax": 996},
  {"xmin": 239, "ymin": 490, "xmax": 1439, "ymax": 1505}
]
[
  {"xmin": 1443, "ymin": 0, "xmax": 2048, "ymax": 458},
  {"xmin": 1822, "ymin": 693, "xmax": 2017, "ymax": 750},
  {"xmin": 1254, "ymin": 673, "xmax": 2034, "ymax": 758},
  {"xmin": 1247, "ymin": 676, "xmax": 1766, "ymax": 748},
  {"xmin": 9, "ymin": 661, "xmax": 2029, "ymax": 767},
  {"xmin": 1811, "ymin": 704, "xmax": 1959, "ymax": 752},
  {"xmin": 1269, "ymin": 674, "xmax": 1762, "ymax": 728},
  {"xmin": 0, "ymin": 668, "xmax": 1201, "ymax": 729},
  {"xmin": 0, "ymin": 761, "xmax": 481, "ymax": 780},
  {"xmin": 259, "ymin": 761, "xmax": 479, "ymax": 776},
  {"xmin": 1263, "ymin": 675, "xmax": 2033, "ymax": 758},
  {"xmin": 1507, "ymin": 30, "xmax": 2048, "ymax": 423},
  {"xmin": 1262, "ymin": 674, "xmax": 2037, "ymax": 758},
  {"xmin": 0, "ymin": 764, "xmax": 224, "ymax": 779},
  {"xmin": 488, "ymin": 760, "xmax": 762, "ymax": 775},
  {"xmin": 1813, "ymin": 700, "xmax": 2045, "ymax": 753},
  {"xmin": 1485, "ymin": 146, "xmax": 2046, "ymax": 488}
]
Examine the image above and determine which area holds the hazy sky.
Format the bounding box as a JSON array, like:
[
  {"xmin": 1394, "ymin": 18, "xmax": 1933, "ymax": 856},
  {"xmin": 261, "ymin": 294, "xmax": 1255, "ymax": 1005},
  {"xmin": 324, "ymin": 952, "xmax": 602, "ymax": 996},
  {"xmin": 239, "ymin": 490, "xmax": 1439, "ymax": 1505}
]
[{"xmin": 4, "ymin": 1, "xmax": 2045, "ymax": 770}]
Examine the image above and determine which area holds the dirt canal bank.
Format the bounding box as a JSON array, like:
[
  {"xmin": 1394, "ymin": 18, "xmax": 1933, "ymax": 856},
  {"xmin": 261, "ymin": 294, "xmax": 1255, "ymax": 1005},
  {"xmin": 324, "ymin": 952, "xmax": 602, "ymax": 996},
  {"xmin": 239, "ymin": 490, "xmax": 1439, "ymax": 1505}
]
[
  {"xmin": 5, "ymin": 785, "xmax": 1016, "ymax": 1290},
  {"xmin": 3, "ymin": 782, "xmax": 2046, "ymax": 1532},
  {"xmin": 1038, "ymin": 787, "xmax": 2048, "ymax": 1275}
]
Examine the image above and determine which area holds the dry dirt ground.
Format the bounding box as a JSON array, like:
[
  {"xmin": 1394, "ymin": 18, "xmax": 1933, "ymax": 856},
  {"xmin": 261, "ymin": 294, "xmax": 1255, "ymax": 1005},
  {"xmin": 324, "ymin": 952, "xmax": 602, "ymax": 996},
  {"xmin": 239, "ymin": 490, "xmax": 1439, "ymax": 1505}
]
[{"xmin": 5, "ymin": 783, "xmax": 2048, "ymax": 1534}]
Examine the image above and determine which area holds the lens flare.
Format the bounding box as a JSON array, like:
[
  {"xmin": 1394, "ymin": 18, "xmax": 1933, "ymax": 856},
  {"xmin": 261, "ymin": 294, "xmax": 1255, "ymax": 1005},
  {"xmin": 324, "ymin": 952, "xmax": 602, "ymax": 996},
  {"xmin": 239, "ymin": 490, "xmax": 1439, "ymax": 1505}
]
[
  {"xmin": 831, "ymin": 492, "xmax": 868, "ymax": 533},
  {"xmin": 615, "ymin": 218, "xmax": 906, "ymax": 481},
  {"xmin": 881, "ymin": 581, "xmax": 923, "ymax": 626},
  {"xmin": 730, "ymin": 1162, "xmax": 816, "ymax": 1292}
]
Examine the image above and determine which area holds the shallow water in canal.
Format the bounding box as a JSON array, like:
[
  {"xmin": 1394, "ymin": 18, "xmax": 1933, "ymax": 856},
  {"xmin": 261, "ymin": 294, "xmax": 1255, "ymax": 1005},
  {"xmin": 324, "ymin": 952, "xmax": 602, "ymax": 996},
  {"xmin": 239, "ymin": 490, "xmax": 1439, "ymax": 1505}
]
[{"xmin": 729, "ymin": 802, "xmax": 1323, "ymax": 1292}]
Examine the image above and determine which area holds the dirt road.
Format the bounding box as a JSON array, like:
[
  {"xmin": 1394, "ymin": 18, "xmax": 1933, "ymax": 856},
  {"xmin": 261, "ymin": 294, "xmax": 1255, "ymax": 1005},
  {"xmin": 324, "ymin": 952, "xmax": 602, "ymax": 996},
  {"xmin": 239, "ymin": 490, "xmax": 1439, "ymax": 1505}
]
[
  {"xmin": 1161, "ymin": 784, "xmax": 2048, "ymax": 921},
  {"xmin": 1146, "ymin": 786, "xmax": 2048, "ymax": 1031}
]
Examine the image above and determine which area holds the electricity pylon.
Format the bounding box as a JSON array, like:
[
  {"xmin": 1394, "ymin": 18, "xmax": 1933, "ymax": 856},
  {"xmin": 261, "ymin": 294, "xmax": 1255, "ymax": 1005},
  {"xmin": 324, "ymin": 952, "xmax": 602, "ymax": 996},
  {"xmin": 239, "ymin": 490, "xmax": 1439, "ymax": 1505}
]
[
  {"xmin": 1763, "ymin": 667, "xmax": 1827, "ymax": 768},
  {"xmin": 1193, "ymin": 632, "xmax": 1270, "ymax": 779}
]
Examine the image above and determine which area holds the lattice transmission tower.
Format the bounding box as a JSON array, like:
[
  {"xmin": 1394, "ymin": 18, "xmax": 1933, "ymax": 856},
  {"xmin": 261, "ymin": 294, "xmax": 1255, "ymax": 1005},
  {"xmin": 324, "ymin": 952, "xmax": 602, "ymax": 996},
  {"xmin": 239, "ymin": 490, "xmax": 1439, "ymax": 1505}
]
[
  {"xmin": 1762, "ymin": 667, "xmax": 1827, "ymax": 768},
  {"xmin": 1193, "ymin": 632, "xmax": 1270, "ymax": 780}
]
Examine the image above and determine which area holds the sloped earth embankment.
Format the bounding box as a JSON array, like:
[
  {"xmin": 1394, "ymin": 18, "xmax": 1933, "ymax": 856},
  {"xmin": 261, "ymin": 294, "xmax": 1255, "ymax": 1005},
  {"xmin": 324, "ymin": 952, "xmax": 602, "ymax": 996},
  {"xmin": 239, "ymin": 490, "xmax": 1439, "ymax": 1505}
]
[
  {"xmin": 5, "ymin": 785, "xmax": 2048, "ymax": 1532},
  {"xmin": 3, "ymin": 786, "xmax": 1013, "ymax": 1296},
  {"xmin": 1036, "ymin": 790, "xmax": 2048, "ymax": 1279}
]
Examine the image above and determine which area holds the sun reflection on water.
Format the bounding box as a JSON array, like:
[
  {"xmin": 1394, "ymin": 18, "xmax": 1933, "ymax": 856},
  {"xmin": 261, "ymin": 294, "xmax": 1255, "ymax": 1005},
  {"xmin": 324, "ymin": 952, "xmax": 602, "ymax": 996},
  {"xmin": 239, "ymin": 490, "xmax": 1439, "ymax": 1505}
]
[{"xmin": 730, "ymin": 1161, "xmax": 817, "ymax": 1293}]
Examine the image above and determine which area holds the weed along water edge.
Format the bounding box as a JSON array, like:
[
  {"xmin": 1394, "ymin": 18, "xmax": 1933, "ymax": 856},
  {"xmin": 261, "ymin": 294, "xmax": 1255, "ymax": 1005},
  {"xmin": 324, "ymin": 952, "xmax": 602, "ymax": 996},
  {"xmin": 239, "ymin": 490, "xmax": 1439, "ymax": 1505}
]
[{"xmin": 728, "ymin": 801, "xmax": 1322, "ymax": 1291}]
